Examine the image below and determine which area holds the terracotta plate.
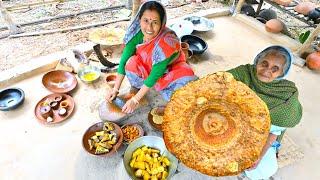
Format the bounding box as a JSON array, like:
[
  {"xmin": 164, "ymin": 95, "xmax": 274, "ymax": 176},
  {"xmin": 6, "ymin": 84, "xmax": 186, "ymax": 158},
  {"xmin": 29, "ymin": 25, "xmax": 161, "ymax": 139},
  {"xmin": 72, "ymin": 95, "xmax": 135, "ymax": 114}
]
[
  {"xmin": 82, "ymin": 122, "xmax": 123, "ymax": 157},
  {"xmin": 34, "ymin": 93, "xmax": 75, "ymax": 125},
  {"xmin": 42, "ymin": 70, "xmax": 77, "ymax": 93}
]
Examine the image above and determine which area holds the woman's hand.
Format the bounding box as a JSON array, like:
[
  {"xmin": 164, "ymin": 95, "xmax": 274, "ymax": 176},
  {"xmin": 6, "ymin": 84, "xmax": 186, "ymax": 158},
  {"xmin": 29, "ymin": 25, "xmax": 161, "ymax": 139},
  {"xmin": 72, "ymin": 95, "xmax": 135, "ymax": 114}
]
[
  {"xmin": 122, "ymin": 85, "xmax": 150, "ymax": 113},
  {"xmin": 106, "ymin": 88, "xmax": 119, "ymax": 102},
  {"xmin": 122, "ymin": 97, "xmax": 139, "ymax": 113},
  {"xmin": 106, "ymin": 73, "xmax": 125, "ymax": 102}
]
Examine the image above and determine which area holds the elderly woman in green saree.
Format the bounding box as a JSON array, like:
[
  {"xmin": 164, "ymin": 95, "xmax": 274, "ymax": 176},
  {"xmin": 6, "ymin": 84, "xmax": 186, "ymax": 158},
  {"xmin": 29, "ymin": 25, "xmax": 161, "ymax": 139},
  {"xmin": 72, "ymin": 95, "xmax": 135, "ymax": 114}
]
[{"xmin": 228, "ymin": 45, "xmax": 303, "ymax": 180}]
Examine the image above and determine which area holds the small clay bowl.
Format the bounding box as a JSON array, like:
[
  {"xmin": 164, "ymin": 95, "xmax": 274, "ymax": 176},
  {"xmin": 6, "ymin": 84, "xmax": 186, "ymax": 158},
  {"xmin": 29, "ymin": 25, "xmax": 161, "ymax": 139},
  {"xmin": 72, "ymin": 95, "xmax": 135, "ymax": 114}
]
[
  {"xmin": 82, "ymin": 121, "xmax": 123, "ymax": 157},
  {"xmin": 40, "ymin": 105, "xmax": 53, "ymax": 119},
  {"xmin": 121, "ymin": 123, "xmax": 144, "ymax": 144},
  {"xmin": 60, "ymin": 100, "xmax": 69, "ymax": 109},
  {"xmin": 58, "ymin": 107, "xmax": 67, "ymax": 116},
  {"xmin": 53, "ymin": 95, "xmax": 63, "ymax": 103},
  {"xmin": 105, "ymin": 74, "xmax": 117, "ymax": 87},
  {"xmin": 49, "ymin": 101, "xmax": 59, "ymax": 110},
  {"xmin": 147, "ymin": 107, "xmax": 165, "ymax": 131}
]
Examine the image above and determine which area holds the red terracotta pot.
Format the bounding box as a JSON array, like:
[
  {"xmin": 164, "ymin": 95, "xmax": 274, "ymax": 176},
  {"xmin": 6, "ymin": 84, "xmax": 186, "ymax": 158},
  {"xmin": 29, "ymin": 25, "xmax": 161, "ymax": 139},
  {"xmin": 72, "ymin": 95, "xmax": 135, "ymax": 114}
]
[
  {"xmin": 306, "ymin": 52, "xmax": 320, "ymax": 70},
  {"xmin": 265, "ymin": 19, "xmax": 283, "ymax": 33}
]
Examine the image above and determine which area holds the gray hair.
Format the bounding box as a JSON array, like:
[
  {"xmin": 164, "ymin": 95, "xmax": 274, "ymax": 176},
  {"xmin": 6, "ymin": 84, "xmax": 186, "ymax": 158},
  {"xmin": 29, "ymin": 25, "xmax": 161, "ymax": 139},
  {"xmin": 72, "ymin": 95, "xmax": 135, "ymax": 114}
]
[{"xmin": 254, "ymin": 46, "xmax": 292, "ymax": 79}]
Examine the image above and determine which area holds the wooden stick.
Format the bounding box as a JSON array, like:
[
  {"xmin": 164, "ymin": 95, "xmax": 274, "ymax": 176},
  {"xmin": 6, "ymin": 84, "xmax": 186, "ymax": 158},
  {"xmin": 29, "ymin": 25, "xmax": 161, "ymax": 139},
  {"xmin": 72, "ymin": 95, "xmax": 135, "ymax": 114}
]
[
  {"xmin": 0, "ymin": 0, "xmax": 23, "ymax": 35},
  {"xmin": 5, "ymin": 0, "xmax": 64, "ymax": 11},
  {"xmin": 0, "ymin": 5, "xmax": 125, "ymax": 31},
  {"xmin": 9, "ymin": 17, "xmax": 130, "ymax": 38},
  {"xmin": 297, "ymin": 24, "xmax": 320, "ymax": 57},
  {"xmin": 234, "ymin": 0, "xmax": 245, "ymax": 15}
]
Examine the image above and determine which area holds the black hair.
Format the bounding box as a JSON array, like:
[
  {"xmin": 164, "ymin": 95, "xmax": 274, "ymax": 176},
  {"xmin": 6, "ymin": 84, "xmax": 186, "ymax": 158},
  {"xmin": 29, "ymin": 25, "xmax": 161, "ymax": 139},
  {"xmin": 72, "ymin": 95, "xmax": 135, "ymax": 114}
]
[{"xmin": 138, "ymin": 1, "xmax": 165, "ymax": 25}]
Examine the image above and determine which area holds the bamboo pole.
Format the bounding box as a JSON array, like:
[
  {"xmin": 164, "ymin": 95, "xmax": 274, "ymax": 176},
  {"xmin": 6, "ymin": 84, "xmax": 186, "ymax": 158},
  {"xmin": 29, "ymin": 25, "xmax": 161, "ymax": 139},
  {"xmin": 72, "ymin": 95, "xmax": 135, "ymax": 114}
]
[
  {"xmin": 297, "ymin": 24, "xmax": 320, "ymax": 57},
  {"xmin": 132, "ymin": 0, "xmax": 141, "ymax": 19},
  {"xmin": 5, "ymin": 0, "xmax": 66, "ymax": 11},
  {"xmin": 9, "ymin": 17, "xmax": 130, "ymax": 38},
  {"xmin": 0, "ymin": 0, "xmax": 23, "ymax": 35},
  {"xmin": 234, "ymin": 0, "xmax": 245, "ymax": 15},
  {"xmin": 0, "ymin": 5, "xmax": 125, "ymax": 31}
]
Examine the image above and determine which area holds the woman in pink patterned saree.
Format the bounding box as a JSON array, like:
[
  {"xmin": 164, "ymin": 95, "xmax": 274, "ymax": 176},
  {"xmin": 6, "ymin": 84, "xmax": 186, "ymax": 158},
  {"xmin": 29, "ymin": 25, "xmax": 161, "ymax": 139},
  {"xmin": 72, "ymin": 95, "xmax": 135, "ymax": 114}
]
[{"xmin": 106, "ymin": 0, "xmax": 197, "ymax": 113}]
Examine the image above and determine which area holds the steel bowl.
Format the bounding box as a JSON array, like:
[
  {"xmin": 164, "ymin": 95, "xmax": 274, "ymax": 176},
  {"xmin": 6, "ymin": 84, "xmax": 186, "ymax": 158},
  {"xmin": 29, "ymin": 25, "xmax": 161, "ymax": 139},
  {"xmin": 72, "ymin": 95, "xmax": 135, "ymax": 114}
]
[
  {"xmin": 77, "ymin": 65, "xmax": 101, "ymax": 83},
  {"xmin": 184, "ymin": 16, "xmax": 214, "ymax": 32},
  {"xmin": 0, "ymin": 88, "xmax": 25, "ymax": 111},
  {"xmin": 123, "ymin": 136, "xmax": 178, "ymax": 180}
]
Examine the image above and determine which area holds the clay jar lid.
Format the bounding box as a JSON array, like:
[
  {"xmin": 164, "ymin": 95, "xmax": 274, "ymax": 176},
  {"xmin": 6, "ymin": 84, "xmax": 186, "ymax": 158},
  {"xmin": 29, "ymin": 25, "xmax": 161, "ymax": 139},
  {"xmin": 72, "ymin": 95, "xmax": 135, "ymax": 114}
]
[
  {"xmin": 265, "ymin": 19, "xmax": 284, "ymax": 33},
  {"xmin": 294, "ymin": 2, "xmax": 316, "ymax": 15}
]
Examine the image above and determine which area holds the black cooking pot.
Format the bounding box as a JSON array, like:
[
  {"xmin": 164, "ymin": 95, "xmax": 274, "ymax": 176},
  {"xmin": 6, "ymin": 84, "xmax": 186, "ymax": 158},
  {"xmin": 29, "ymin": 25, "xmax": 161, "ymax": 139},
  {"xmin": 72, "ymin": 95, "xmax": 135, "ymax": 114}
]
[
  {"xmin": 258, "ymin": 9, "xmax": 277, "ymax": 21},
  {"xmin": 181, "ymin": 35, "xmax": 208, "ymax": 55},
  {"xmin": 308, "ymin": 8, "xmax": 320, "ymax": 21}
]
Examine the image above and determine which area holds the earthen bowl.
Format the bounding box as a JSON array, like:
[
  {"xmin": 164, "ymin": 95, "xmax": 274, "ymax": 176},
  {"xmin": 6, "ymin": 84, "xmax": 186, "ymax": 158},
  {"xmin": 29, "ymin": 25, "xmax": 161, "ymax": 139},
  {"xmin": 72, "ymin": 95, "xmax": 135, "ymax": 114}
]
[
  {"xmin": 82, "ymin": 121, "xmax": 123, "ymax": 157},
  {"xmin": 121, "ymin": 123, "xmax": 144, "ymax": 144},
  {"xmin": 147, "ymin": 107, "xmax": 165, "ymax": 131},
  {"xmin": 42, "ymin": 70, "xmax": 77, "ymax": 93},
  {"xmin": 105, "ymin": 73, "xmax": 117, "ymax": 87}
]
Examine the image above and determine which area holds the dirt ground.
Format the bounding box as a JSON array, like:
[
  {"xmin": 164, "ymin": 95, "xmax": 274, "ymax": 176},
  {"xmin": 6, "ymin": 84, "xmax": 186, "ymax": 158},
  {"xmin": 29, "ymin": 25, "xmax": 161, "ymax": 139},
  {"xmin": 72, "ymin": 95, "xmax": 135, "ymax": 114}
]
[
  {"xmin": 0, "ymin": 0, "xmax": 319, "ymax": 72},
  {"xmin": 0, "ymin": 0, "xmax": 226, "ymax": 71}
]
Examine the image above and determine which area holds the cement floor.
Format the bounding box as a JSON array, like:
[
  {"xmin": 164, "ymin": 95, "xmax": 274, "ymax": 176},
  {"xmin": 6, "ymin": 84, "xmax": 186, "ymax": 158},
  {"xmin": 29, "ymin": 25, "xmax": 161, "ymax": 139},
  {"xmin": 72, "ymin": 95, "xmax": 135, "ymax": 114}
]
[{"xmin": 0, "ymin": 15, "xmax": 319, "ymax": 180}]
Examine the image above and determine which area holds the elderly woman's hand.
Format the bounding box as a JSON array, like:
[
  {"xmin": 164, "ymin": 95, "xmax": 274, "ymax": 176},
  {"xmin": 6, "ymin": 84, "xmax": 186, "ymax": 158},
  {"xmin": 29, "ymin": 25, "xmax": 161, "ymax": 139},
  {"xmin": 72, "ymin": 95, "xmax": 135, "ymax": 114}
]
[{"xmin": 122, "ymin": 97, "xmax": 139, "ymax": 113}]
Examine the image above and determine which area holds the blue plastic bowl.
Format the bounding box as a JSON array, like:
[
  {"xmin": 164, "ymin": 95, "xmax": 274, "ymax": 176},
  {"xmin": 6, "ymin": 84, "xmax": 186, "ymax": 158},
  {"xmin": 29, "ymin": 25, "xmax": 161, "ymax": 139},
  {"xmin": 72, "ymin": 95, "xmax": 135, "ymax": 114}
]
[{"xmin": 0, "ymin": 88, "xmax": 25, "ymax": 111}]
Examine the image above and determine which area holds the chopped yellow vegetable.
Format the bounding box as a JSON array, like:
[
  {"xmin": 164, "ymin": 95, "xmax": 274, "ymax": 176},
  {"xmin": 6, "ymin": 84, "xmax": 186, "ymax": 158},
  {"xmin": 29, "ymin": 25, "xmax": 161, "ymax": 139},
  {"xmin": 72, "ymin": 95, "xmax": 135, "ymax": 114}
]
[
  {"xmin": 135, "ymin": 169, "xmax": 143, "ymax": 177},
  {"xmin": 130, "ymin": 146, "xmax": 171, "ymax": 180},
  {"xmin": 162, "ymin": 171, "xmax": 168, "ymax": 179},
  {"xmin": 130, "ymin": 157, "xmax": 136, "ymax": 168},
  {"xmin": 162, "ymin": 157, "xmax": 170, "ymax": 166},
  {"xmin": 133, "ymin": 161, "xmax": 145, "ymax": 170},
  {"xmin": 132, "ymin": 148, "xmax": 142, "ymax": 158}
]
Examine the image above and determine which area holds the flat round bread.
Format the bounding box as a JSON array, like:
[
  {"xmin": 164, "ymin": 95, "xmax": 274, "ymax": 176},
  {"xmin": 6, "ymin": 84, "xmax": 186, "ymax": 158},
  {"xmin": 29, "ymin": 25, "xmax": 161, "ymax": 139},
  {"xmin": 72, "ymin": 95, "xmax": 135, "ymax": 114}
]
[
  {"xmin": 163, "ymin": 72, "xmax": 270, "ymax": 176},
  {"xmin": 88, "ymin": 27, "xmax": 125, "ymax": 46}
]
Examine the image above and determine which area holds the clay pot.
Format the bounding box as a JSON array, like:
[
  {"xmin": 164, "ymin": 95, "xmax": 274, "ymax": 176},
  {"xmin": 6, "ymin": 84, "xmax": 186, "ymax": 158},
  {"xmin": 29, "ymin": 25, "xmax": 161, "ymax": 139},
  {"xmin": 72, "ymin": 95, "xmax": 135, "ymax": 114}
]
[
  {"xmin": 258, "ymin": 9, "xmax": 277, "ymax": 22},
  {"xmin": 294, "ymin": 2, "xmax": 316, "ymax": 15},
  {"xmin": 306, "ymin": 52, "xmax": 320, "ymax": 70},
  {"xmin": 60, "ymin": 100, "xmax": 69, "ymax": 109},
  {"xmin": 105, "ymin": 74, "xmax": 117, "ymax": 88},
  {"xmin": 241, "ymin": 4, "xmax": 256, "ymax": 17},
  {"xmin": 53, "ymin": 95, "xmax": 63, "ymax": 103},
  {"xmin": 181, "ymin": 42, "xmax": 190, "ymax": 59},
  {"xmin": 265, "ymin": 19, "xmax": 284, "ymax": 33},
  {"xmin": 308, "ymin": 9, "xmax": 320, "ymax": 21},
  {"xmin": 49, "ymin": 101, "xmax": 59, "ymax": 110},
  {"xmin": 40, "ymin": 106, "xmax": 53, "ymax": 119},
  {"xmin": 58, "ymin": 107, "xmax": 67, "ymax": 116},
  {"xmin": 273, "ymin": 0, "xmax": 292, "ymax": 6}
]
